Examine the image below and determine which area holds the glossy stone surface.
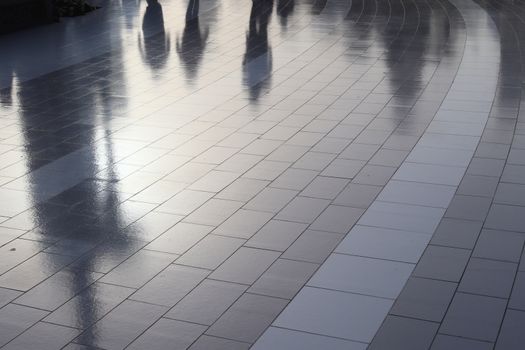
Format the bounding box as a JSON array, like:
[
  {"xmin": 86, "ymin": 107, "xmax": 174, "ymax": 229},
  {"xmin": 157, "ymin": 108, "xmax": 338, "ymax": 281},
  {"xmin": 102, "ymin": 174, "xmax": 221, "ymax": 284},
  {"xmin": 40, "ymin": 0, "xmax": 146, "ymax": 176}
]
[{"xmin": 1, "ymin": 0, "xmax": 524, "ymax": 348}]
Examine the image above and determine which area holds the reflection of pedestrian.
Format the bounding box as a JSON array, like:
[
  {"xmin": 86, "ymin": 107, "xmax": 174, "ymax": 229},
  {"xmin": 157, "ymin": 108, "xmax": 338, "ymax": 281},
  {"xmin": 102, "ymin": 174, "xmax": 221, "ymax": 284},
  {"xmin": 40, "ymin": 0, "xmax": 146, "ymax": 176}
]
[
  {"xmin": 277, "ymin": 0, "xmax": 294, "ymax": 28},
  {"xmin": 176, "ymin": 0, "xmax": 210, "ymax": 83},
  {"xmin": 242, "ymin": 0, "xmax": 274, "ymax": 100},
  {"xmin": 138, "ymin": 0, "xmax": 171, "ymax": 73}
]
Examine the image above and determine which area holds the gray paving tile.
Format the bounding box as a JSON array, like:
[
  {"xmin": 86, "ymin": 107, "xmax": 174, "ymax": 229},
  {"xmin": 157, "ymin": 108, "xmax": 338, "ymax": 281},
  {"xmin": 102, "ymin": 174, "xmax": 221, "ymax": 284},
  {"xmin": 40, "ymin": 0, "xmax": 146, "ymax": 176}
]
[
  {"xmin": 244, "ymin": 187, "xmax": 298, "ymax": 213},
  {"xmin": 44, "ymin": 282, "xmax": 135, "ymax": 329},
  {"xmin": 249, "ymin": 259, "xmax": 318, "ymax": 299},
  {"xmin": 131, "ymin": 265, "xmax": 209, "ymax": 307},
  {"xmin": 206, "ymin": 293, "xmax": 288, "ymax": 343},
  {"xmin": 166, "ymin": 279, "xmax": 246, "ymax": 325},
  {"xmin": 188, "ymin": 171, "xmax": 239, "ymax": 193},
  {"xmin": 176, "ymin": 235, "xmax": 245, "ymax": 270},
  {"xmin": 0, "ymin": 252, "xmax": 75, "ymax": 291},
  {"xmin": 440, "ymin": 293, "xmax": 506, "ymax": 342},
  {"xmin": 320, "ymin": 159, "xmax": 366, "ymax": 179},
  {"xmin": 458, "ymin": 258, "xmax": 517, "ymax": 298},
  {"xmin": 473, "ymin": 229, "xmax": 525, "ymax": 262},
  {"xmin": 339, "ymin": 143, "xmax": 381, "ymax": 161},
  {"xmin": 156, "ymin": 190, "xmax": 214, "ymax": 215},
  {"xmin": 246, "ymin": 220, "xmax": 308, "ymax": 252},
  {"xmin": 146, "ymin": 222, "xmax": 213, "ymax": 255},
  {"xmin": 75, "ymin": 300, "xmax": 167, "ymax": 349},
  {"xmin": 485, "ymin": 204, "xmax": 525, "ymax": 232},
  {"xmin": 509, "ymin": 271, "xmax": 525, "ymax": 310},
  {"xmin": 475, "ymin": 142, "xmax": 510, "ymax": 159},
  {"xmin": 293, "ymin": 151, "xmax": 337, "ymax": 170},
  {"xmin": 336, "ymin": 226, "xmax": 430, "ymax": 263},
  {"xmin": 391, "ymin": 277, "xmax": 456, "ymax": 322},
  {"xmin": 308, "ymin": 254, "xmax": 413, "ymax": 298},
  {"xmin": 14, "ymin": 268, "xmax": 101, "ymax": 311},
  {"xmin": 275, "ymin": 196, "xmax": 330, "ymax": 223},
  {"xmin": 495, "ymin": 310, "xmax": 525, "ymax": 350},
  {"xmin": 430, "ymin": 218, "xmax": 483, "ymax": 249},
  {"xmin": 209, "ymin": 247, "xmax": 280, "ymax": 285},
  {"xmin": 216, "ymin": 178, "xmax": 269, "ymax": 202},
  {"xmin": 378, "ymin": 180, "xmax": 456, "ymax": 208},
  {"xmin": 393, "ymin": 162, "xmax": 466, "ymax": 186},
  {"xmin": 353, "ymin": 165, "xmax": 397, "ymax": 186},
  {"xmin": 99, "ymin": 250, "xmax": 175, "ymax": 289},
  {"xmin": 215, "ymin": 154, "xmax": 262, "ymax": 173},
  {"xmin": 0, "ymin": 287, "xmax": 21, "ymax": 309},
  {"xmin": 358, "ymin": 202, "xmax": 444, "ymax": 234},
  {"xmin": 494, "ymin": 182, "xmax": 525, "ymax": 206},
  {"xmin": 253, "ymin": 327, "xmax": 366, "ymax": 350},
  {"xmin": 310, "ymin": 205, "xmax": 364, "ymax": 233},
  {"xmin": 406, "ymin": 147, "xmax": 474, "ymax": 167},
  {"xmin": 457, "ymin": 174, "xmax": 499, "ymax": 198},
  {"xmin": 282, "ymin": 230, "xmax": 344, "ymax": 264},
  {"xmin": 184, "ymin": 199, "xmax": 243, "ymax": 226},
  {"xmin": 431, "ymin": 335, "xmax": 493, "ymax": 350},
  {"xmin": 369, "ymin": 315, "xmax": 439, "ymax": 350},
  {"xmin": 127, "ymin": 318, "xmax": 206, "ymax": 350},
  {"xmin": 0, "ymin": 304, "xmax": 48, "ymax": 347},
  {"xmin": 212, "ymin": 209, "xmax": 273, "ymax": 239},
  {"xmin": 189, "ymin": 335, "xmax": 250, "ymax": 350},
  {"xmin": 444, "ymin": 195, "xmax": 492, "ymax": 221},
  {"xmin": 274, "ymin": 287, "xmax": 392, "ymax": 342},
  {"xmin": 413, "ymin": 245, "xmax": 470, "ymax": 282},
  {"xmin": 300, "ymin": 176, "xmax": 349, "ymax": 200},
  {"xmin": 0, "ymin": 239, "xmax": 47, "ymax": 275},
  {"xmin": 369, "ymin": 149, "xmax": 409, "ymax": 167},
  {"xmin": 2, "ymin": 322, "xmax": 79, "ymax": 350},
  {"xmin": 501, "ymin": 164, "xmax": 525, "ymax": 184},
  {"xmin": 270, "ymin": 168, "xmax": 318, "ymax": 191},
  {"xmin": 333, "ymin": 183, "xmax": 382, "ymax": 208},
  {"xmin": 467, "ymin": 157, "xmax": 506, "ymax": 177}
]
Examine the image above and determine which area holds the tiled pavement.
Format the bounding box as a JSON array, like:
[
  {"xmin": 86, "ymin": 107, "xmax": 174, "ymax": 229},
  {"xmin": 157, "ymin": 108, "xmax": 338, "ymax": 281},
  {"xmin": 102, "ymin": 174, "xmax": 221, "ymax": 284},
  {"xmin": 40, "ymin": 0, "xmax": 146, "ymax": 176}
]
[{"xmin": 0, "ymin": 0, "xmax": 524, "ymax": 349}]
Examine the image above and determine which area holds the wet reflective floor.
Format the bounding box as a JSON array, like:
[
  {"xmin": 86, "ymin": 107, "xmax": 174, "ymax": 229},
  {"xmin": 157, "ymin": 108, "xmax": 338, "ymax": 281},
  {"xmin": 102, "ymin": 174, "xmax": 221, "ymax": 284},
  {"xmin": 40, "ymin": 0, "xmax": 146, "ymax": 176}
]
[{"xmin": 1, "ymin": 0, "xmax": 525, "ymax": 348}]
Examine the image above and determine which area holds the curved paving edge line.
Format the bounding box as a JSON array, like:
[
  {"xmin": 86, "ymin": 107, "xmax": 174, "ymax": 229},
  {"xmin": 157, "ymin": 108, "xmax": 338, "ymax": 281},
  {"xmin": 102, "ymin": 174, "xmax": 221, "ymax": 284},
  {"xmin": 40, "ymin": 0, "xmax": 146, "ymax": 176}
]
[{"xmin": 251, "ymin": 0, "xmax": 501, "ymax": 348}]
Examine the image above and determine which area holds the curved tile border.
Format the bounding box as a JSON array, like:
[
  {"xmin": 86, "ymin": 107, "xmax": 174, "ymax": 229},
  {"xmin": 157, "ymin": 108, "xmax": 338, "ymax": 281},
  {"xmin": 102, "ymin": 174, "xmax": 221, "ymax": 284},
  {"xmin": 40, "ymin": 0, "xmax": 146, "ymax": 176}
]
[{"xmin": 252, "ymin": 0, "xmax": 501, "ymax": 348}]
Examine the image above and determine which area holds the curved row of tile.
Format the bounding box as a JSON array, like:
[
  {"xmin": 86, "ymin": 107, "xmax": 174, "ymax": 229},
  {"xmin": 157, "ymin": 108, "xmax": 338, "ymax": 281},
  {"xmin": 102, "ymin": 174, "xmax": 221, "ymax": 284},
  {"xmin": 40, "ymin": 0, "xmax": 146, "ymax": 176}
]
[{"xmin": 253, "ymin": 0, "xmax": 505, "ymax": 348}]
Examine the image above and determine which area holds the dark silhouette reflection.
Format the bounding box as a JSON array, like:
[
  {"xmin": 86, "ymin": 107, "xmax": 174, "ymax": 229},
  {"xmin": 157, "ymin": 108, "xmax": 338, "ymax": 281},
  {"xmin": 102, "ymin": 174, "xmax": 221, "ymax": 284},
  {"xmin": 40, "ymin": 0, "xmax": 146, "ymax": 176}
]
[
  {"xmin": 176, "ymin": 0, "xmax": 210, "ymax": 83},
  {"xmin": 139, "ymin": 0, "xmax": 171, "ymax": 75},
  {"xmin": 277, "ymin": 0, "xmax": 295, "ymax": 28},
  {"xmin": 311, "ymin": 0, "xmax": 328, "ymax": 15},
  {"xmin": 243, "ymin": 0, "xmax": 274, "ymax": 101},
  {"xmin": 0, "ymin": 6, "xmax": 145, "ymax": 348}
]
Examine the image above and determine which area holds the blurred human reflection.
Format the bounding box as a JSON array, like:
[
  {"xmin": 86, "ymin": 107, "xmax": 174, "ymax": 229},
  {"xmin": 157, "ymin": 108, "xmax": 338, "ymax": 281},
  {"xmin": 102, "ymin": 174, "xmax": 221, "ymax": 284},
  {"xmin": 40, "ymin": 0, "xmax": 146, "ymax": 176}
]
[
  {"xmin": 276, "ymin": 0, "xmax": 294, "ymax": 28},
  {"xmin": 138, "ymin": 0, "xmax": 171, "ymax": 74},
  {"xmin": 176, "ymin": 0, "xmax": 210, "ymax": 83},
  {"xmin": 243, "ymin": 0, "xmax": 274, "ymax": 101}
]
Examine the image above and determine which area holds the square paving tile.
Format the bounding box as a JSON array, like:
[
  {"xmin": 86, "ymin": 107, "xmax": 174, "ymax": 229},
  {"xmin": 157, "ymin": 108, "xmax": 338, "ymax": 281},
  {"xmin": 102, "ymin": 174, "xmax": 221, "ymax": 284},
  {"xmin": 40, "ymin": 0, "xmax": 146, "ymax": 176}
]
[
  {"xmin": 206, "ymin": 293, "xmax": 288, "ymax": 343},
  {"xmin": 253, "ymin": 327, "xmax": 366, "ymax": 350},
  {"xmin": 166, "ymin": 279, "xmax": 247, "ymax": 325},
  {"xmin": 440, "ymin": 293, "xmax": 506, "ymax": 342},
  {"xmin": 212, "ymin": 209, "xmax": 273, "ymax": 239},
  {"xmin": 310, "ymin": 205, "xmax": 364, "ymax": 233},
  {"xmin": 336, "ymin": 225, "xmax": 430, "ymax": 263},
  {"xmin": 369, "ymin": 315, "xmax": 439, "ymax": 350},
  {"xmin": 209, "ymin": 247, "xmax": 280, "ymax": 285},
  {"xmin": 274, "ymin": 287, "xmax": 393, "ymax": 342},
  {"xmin": 458, "ymin": 258, "xmax": 517, "ymax": 298},
  {"xmin": 413, "ymin": 245, "xmax": 470, "ymax": 282},
  {"xmin": 249, "ymin": 259, "xmax": 318, "ymax": 299},
  {"xmin": 246, "ymin": 220, "xmax": 308, "ymax": 252},
  {"xmin": 308, "ymin": 254, "xmax": 413, "ymax": 298},
  {"xmin": 282, "ymin": 230, "xmax": 344, "ymax": 264},
  {"xmin": 176, "ymin": 234, "xmax": 245, "ymax": 270},
  {"xmin": 390, "ymin": 277, "xmax": 456, "ymax": 322}
]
